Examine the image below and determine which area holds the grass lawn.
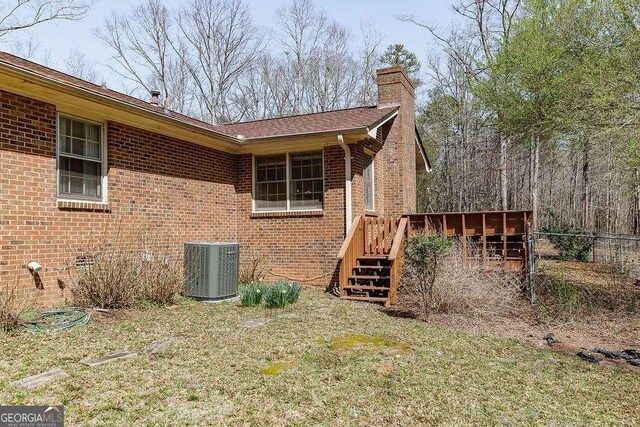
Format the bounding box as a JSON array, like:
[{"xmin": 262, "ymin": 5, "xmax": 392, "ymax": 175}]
[{"xmin": 1, "ymin": 288, "xmax": 638, "ymax": 426}]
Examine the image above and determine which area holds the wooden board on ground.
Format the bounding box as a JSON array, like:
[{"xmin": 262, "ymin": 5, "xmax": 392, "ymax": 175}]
[
  {"xmin": 12, "ymin": 367, "xmax": 68, "ymax": 389},
  {"xmin": 80, "ymin": 351, "xmax": 137, "ymax": 367}
]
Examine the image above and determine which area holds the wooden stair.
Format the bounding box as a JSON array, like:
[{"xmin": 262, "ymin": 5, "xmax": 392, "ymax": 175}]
[
  {"xmin": 337, "ymin": 216, "xmax": 407, "ymax": 306},
  {"xmin": 341, "ymin": 255, "xmax": 392, "ymax": 301}
]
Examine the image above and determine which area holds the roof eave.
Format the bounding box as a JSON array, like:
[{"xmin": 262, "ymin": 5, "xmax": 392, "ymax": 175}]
[
  {"xmin": 365, "ymin": 108, "xmax": 399, "ymax": 139},
  {"xmin": 0, "ymin": 60, "xmax": 241, "ymax": 150},
  {"xmin": 238, "ymin": 127, "xmax": 369, "ymax": 145}
]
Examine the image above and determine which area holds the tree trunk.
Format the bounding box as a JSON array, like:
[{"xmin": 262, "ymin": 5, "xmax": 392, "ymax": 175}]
[
  {"xmin": 634, "ymin": 169, "xmax": 640, "ymax": 234},
  {"xmin": 530, "ymin": 134, "xmax": 540, "ymax": 230},
  {"xmin": 499, "ymin": 134, "xmax": 508, "ymax": 211},
  {"xmin": 582, "ymin": 138, "xmax": 589, "ymax": 229}
]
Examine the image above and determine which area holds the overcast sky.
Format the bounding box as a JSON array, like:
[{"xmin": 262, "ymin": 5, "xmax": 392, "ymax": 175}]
[{"xmin": 1, "ymin": 0, "xmax": 462, "ymax": 96}]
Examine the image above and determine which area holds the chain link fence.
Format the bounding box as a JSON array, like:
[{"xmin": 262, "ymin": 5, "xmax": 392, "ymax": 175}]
[{"xmin": 530, "ymin": 230, "xmax": 640, "ymax": 310}]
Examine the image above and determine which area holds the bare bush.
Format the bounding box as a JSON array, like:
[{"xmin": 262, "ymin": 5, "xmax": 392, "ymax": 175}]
[
  {"xmin": 139, "ymin": 254, "xmax": 183, "ymax": 305},
  {"xmin": 69, "ymin": 245, "xmax": 143, "ymax": 309},
  {"xmin": 239, "ymin": 252, "xmax": 268, "ymax": 285},
  {"xmin": 0, "ymin": 280, "xmax": 32, "ymax": 332},
  {"xmin": 68, "ymin": 224, "xmax": 183, "ymax": 309},
  {"xmin": 399, "ymin": 237, "xmax": 523, "ymax": 319}
]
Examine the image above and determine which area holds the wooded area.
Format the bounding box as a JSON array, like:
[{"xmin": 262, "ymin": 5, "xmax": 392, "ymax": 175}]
[{"xmin": 412, "ymin": 0, "xmax": 640, "ymax": 235}]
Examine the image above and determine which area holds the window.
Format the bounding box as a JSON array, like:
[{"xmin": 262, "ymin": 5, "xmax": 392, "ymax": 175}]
[
  {"xmin": 255, "ymin": 155, "xmax": 287, "ymax": 210},
  {"xmin": 290, "ymin": 152, "xmax": 323, "ymax": 209},
  {"xmin": 57, "ymin": 116, "xmax": 105, "ymax": 201},
  {"xmin": 254, "ymin": 151, "xmax": 324, "ymax": 212},
  {"xmin": 364, "ymin": 152, "xmax": 374, "ymax": 211}
]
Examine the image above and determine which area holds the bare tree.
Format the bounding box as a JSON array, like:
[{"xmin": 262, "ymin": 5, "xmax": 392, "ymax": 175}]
[
  {"xmin": 95, "ymin": 0, "xmax": 193, "ymax": 112},
  {"xmin": 174, "ymin": 0, "xmax": 263, "ymax": 124},
  {"xmin": 276, "ymin": 0, "xmax": 330, "ymax": 114},
  {"xmin": 274, "ymin": 0, "xmax": 375, "ymax": 114},
  {"xmin": 358, "ymin": 21, "xmax": 383, "ymax": 105},
  {"xmin": 64, "ymin": 48, "xmax": 99, "ymax": 82},
  {"xmin": 401, "ymin": 0, "xmax": 522, "ymax": 212},
  {"xmin": 0, "ymin": 0, "xmax": 92, "ymax": 38},
  {"xmin": 8, "ymin": 34, "xmax": 42, "ymax": 59}
]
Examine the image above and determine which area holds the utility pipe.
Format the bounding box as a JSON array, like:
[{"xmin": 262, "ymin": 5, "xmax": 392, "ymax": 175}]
[{"xmin": 338, "ymin": 133, "xmax": 352, "ymax": 235}]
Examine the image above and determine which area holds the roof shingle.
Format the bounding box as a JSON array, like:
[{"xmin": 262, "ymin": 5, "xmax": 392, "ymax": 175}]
[
  {"xmin": 0, "ymin": 52, "xmax": 396, "ymax": 141},
  {"xmin": 213, "ymin": 106, "xmax": 397, "ymax": 139}
]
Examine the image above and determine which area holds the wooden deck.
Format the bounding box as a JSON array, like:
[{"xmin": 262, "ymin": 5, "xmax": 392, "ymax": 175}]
[
  {"xmin": 336, "ymin": 211, "xmax": 532, "ymax": 305},
  {"xmin": 405, "ymin": 211, "xmax": 532, "ymax": 270}
]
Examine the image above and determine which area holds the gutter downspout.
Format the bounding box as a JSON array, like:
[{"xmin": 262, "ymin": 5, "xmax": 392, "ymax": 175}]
[{"xmin": 338, "ymin": 133, "xmax": 352, "ymax": 235}]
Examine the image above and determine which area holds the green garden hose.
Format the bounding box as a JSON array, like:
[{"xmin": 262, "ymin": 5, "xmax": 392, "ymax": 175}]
[{"xmin": 21, "ymin": 307, "xmax": 91, "ymax": 332}]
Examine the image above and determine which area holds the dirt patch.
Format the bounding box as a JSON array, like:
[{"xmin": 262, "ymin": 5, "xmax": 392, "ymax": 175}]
[{"xmin": 428, "ymin": 303, "xmax": 640, "ymax": 365}]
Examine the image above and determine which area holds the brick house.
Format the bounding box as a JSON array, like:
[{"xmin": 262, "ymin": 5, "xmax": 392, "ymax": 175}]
[{"xmin": 0, "ymin": 52, "xmax": 429, "ymax": 305}]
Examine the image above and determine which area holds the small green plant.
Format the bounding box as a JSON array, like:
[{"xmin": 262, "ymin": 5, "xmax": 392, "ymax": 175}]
[
  {"xmin": 537, "ymin": 304, "xmax": 550, "ymax": 323},
  {"xmin": 263, "ymin": 281, "xmax": 301, "ymax": 308},
  {"xmin": 543, "ymin": 278, "xmax": 579, "ymax": 317},
  {"xmin": 543, "ymin": 224, "xmax": 592, "ymax": 262},
  {"xmin": 239, "ymin": 283, "xmax": 264, "ymax": 307},
  {"xmin": 284, "ymin": 282, "xmax": 302, "ymax": 304}
]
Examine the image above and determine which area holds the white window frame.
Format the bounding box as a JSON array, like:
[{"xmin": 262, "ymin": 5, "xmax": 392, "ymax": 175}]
[
  {"xmin": 56, "ymin": 113, "xmax": 108, "ymax": 203},
  {"xmin": 363, "ymin": 149, "xmax": 375, "ymax": 212},
  {"xmin": 252, "ymin": 149, "xmax": 325, "ymax": 213}
]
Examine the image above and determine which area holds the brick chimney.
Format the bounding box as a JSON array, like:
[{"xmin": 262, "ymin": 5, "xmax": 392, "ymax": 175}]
[{"xmin": 376, "ymin": 66, "xmax": 417, "ymax": 215}]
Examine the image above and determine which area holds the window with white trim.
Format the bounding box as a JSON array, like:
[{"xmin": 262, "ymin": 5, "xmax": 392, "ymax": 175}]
[
  {"xmin": 57, "ymin": 116, "xmax": 105, "ymax": 201},
  {"xmin": 364, "ymin": 152, "xmax": 374, "ymax": 211},
  {"xmin": 255, "ymin": 155, "xmax": 287, "ymax": 210},
  {"xmin": 254, "ymin": 151, "xmax": 324, "ymax": 211}
]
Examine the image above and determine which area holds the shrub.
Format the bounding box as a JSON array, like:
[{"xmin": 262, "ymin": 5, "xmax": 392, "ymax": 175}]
[
  {"xmin": 70, "ymin": 245, "xmax": 182, "ymax": 308},
  {"xmin": 239, "ymin": 253, "xmax": 268, "ymax": 285},
  {"xmin": 139, "ymin": 255, "xmax": 183, "ymax": 305},
  {"xmin": 239, "ymin": 283, "xmax": 264, "ymax": 307},
  {"xmin": 543, "ymin": 224, "xmax": 592, "ymax": 262},
  {"xmin": 70, "ymin": 246, "xmax": 142, "ymax": 309},
  {"xmin": 263, "ymin": 281, "xmax": 302, "ymax": 308},
  {"xmin": 0, "ymin": 282, "xmax": 30, "ymax": 332},
  {"xmin": 398, "ymin": 237, "xmax": 523, "ymax": 320},
  {"xmin": 402, "ymin": 233, "xmax": 453, "ymax": 318}
]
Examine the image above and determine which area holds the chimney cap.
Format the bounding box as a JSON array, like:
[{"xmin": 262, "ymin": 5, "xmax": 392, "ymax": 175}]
[
  {"xmin": 150, "ymin": 90, "xmax": 161, "ymax": 106},
  {"xmin": 376, "ymin": 66, "xmax": 416, "ymax": 89}
]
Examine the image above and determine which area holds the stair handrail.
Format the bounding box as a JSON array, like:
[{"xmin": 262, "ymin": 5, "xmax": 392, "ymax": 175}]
[
  {"xmin": 388, "ymin": 218, "xmax": 408, "ymax": 261},
  {"xmin": 387, "ymin": 217, "xmax": 408, "ymax": 305},
  {"xmin": 337, "ymin": 215, "xmax": 364, "ymax": 298},
  {"xmin": 337, "ymin": 215, "xmax": 362, "ymax": 260}
]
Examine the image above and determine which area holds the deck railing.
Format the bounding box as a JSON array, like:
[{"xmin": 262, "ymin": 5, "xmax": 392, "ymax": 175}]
[
  {"xmin": 336, "ymin": 211, "xmax": 532, "ymax": 304},
  {"xmin": 405, "ymin": 210, "xmax": 532, "ymax": 270},
  {"xmin": 362, "ymin": 216, "xmax": 398, "ymax": 255}
]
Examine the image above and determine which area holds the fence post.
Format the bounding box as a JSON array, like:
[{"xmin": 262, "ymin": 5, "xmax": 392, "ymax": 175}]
[{"xmin": 526, "ymin": 222, "xmax": 536, "ymax": 305}]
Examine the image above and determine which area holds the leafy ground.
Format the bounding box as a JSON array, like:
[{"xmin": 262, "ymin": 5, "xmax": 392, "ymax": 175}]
[{"xmin": 1, "ymin": 288, "xmax": 638, "ymax": 426}]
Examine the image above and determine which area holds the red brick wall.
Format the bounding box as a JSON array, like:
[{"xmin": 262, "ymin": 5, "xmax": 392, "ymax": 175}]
[
  {"xmin": 0, "ymin": 90, "xmax": 236, "ymax": 305},
  {"xmin": 1, "ymin": 68, "xmax": 418, "ymax": 304},
  {"xmin": 235, "ymin": 147, "xmax": 346, "ymax": 287}
]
